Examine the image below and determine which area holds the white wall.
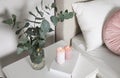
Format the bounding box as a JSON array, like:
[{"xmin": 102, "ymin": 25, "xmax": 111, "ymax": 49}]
[{"xmin": 0, "ymin": 0, "xmax": 54, "ymax": 29}]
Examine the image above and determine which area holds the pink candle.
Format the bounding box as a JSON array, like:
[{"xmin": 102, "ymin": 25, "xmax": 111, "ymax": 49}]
[
  {"xmin": 64, "ymin": 46, "xmax": 72, "ymax": 60},
  {"xmin": 56, "ymin": 47, "xmax": 65, "ymax": 64}
]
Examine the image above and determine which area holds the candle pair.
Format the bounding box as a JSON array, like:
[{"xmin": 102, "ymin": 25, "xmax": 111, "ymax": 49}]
[{"xmin": 56, "ymin": 46, "xmax": 72, "ymax": 64}]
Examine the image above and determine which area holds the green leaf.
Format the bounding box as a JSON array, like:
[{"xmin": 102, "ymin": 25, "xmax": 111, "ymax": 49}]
[
  {"xmin": 2, "ymin": 19, "xmax": 13, "ymax": 25},
  {"xmin": 16, "ymin": 29, "xmax": 22, "ymax": 35},
  {"xmin": 17, "ymin": 44, "xmax": 28, "ymax": 54},
  {"xmin": 51, "ymin": 3, "xmax": 57, "ymax": 12},
  {"xmin": 17, "ymin": 47, "xmax": 24, "ymax": 54},
  {"xmin": 24, "ymin": 22, "xmax": 30, "ymax": 28},
  {"xmin": 60, "ymin": 11, "xmax": 63, "ymax": 14},
  {"xmin": 12, "ymin": 14, "xmax": 16, "ymax": 28},
  {"xmin": 68, "ymin": 12, "xmax": 74, "ymax": 18},
  {"xmin": 32, "ymin": 39, "xmax": 37, "ymax": 46},
  {"xmin": 58, "ymin": 13, "xmax": 64, "ymax": 22},
  {"xmin": 63, "ymin": 11, "xmax": 70, "ymax": 19},
  {"xmin": 40, "ymin": 19, "xmax": 50, "ymax": 34},
  {"xmin": 23, "ymin": 46, "xmax": 28, "ymax": 50},
  {"xmin": 65, "ymin": 10, "xmax": 68, "ymax": 13},
  {"xmin": 64, "ymin": 11, "xmax": 74, "ymax": 19},
  {"xmin": 28, "ymin": 48, "xmax": 33, "ymax": 54},
  {"xmin": 18, "ymin": 34, "xmax": 23, "ymax": 39},
  {"xmin": 19, "ymin": 38, "xmax": 28, "ymax": 44},
  {"xmin": 35, "ymin": 27, "xmax": 40, "ymax": 36},
  {"xmin": 54, "ymin": 7, "xmax": 57, "ymax": 12},
  {"xmin": 16, "ymin": 22, "xmax": 21, "ymax": 28},
  {"xmin": 39, "ymin": 40, "xmax": 45, "ymax": 48},
  {"xmin": 39, "ymin": 30, "xmax": 46, "ymax": 40},
  {"xmin": 36, "ymin": 6, "xmax": 44, "ymax": 17},
  {"xmin": 29, "ymin": 11, "xmax": 37, "ymax": 17},
  {"xmin": 51, "ymin": 3, "xmax": 56, "ymax": 8},
  {"xmin": 26, "ymin": 28, "xmax": 35, "ymax": 36},
  {"xmin": 50, "ymin": 16, "xmax": 58, "ymax": 26},
  {"xmin": 49, "ymin": 28, "xmax": 54, "ymax": 32}
]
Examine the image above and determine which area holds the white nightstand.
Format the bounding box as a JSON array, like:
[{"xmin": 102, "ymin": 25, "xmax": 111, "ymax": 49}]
[{"xmin": 2, "ymin": 40, "xmax": 97, "ymax": 78}]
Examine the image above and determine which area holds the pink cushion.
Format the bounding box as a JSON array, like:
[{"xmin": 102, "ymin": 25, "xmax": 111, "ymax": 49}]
[{"xmin": 103, "ymin": 10, "xmax": 120, "ymax": 55}]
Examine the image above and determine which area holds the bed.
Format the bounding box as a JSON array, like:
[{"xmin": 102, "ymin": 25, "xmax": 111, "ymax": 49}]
[{"xmin": 56, "ymin": 0, "xmax": 120, "ymax": 78}]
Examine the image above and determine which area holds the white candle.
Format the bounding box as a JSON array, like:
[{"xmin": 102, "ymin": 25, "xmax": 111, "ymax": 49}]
[
  {"xmin": 64, "ymin": 45, "xmax": 72, "ymax": 60},
  {"xmin": 56, "ymin": 47, "xmax": 65, "ymax": 64}
]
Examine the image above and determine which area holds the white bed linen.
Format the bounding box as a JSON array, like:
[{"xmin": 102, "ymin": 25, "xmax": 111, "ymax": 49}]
[{"xmin": 72, "ymin": 34, "xmax": 120, "ymax": 78}]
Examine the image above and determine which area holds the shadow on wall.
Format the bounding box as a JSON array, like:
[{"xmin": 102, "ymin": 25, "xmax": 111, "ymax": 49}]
[
  {"xmin": 0, "ymin": 0, "xmax": 54, "ymax": 27},
  {"xmin": 0, "ymin": 0, "xmax": 28, "ymax": 23}
]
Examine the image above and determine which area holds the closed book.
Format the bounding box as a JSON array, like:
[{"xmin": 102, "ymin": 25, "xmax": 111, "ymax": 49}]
[{"xmin": 50, "ymin": 49, "xmax": 80, "ymax": 78}]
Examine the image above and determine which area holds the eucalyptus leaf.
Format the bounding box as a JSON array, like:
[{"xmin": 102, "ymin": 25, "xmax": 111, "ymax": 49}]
[
  {"xmin": 24, "ymin": 22, "xmax": 30, "ymax": 28},
  {"xmin": 64, "ymin": 11, "xmax": 74, "ymax": 19},
  {"xmin": 68, "ymin": 12, "xmax": 74, "ymax": 18},
  {"xmin": 35, "ymin": 27, "xmax": 40, "ymax": 36},
  {"xmin": 16, "ymin": 22, "xmax": 21, "ymax": 28},
  {"xmin": 17, "ymin": 47, "xmax": 24, "ymax": 54},
  {"xmin": 51, "ymin": 3, "xmax": 57, "ymax": 12},
  {"xmin": 50, "ymin": 16, "xmax": 58, "ymax": 26},
  {"xmin": 64, "ymin": 11, "xmax": 70, "ymax": 19},
  {"xmin": 39, "ymin": 40, "xmax": 45, "ymax": 48},
  {"xmin": 65, "ymin": 10, "xmax": 68, "ymax": 13},
  {"xmin": 18, "ymin": 34, "xmax": 23, "ymax": 39},
  {"xmin": 12, "ymin": 14, "xmax": 16, "ymax": 28},
  {"xmin": 58, "ymin": 13, "xmax": 64, "ymax": 22},
  {"xmin": 19, "ymin": 38, "xmax": 28, "ymax": 44},
  {"xmin": 51, "ymin": 3, "xmax": 56, "ymax": 8},
  {"xmin": 26, "ymin": 28, "xmax": 35, "ymax": 36},
  {"xmin": 49, "ymin": 28, "xmax": 54, "ymax": 32},
  {"xmin": 2, "ymin": 19, "xmax": 13, "ymax": 25},
  {"xmin": 40, "ymin": 19, "xmax": 50, "ymax": 34},
  {"xmin": 32, "ymin": 39, "xmax": 37, "ymax": 46},
  {"xmin": 16, "ymin": 29, "xmax": 22, "ymax": 35},
  {"xmin": 39, "ymin": 30, "xmax": 46, "ymax": 40}
]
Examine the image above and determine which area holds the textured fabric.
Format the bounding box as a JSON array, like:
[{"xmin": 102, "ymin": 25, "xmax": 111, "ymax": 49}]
[
  {"xmin": 103, "ymin": 10, "xmax": 120, "ymax": 55},
  {"xmin": 72, "ymin": 0, "xmax": 114, "ymax": 51},
  {"xmin": 72, "ymin": 34, "xmax": 120, "ymax": 78}
]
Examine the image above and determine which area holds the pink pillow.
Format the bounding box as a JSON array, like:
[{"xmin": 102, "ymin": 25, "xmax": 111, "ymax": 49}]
[{"xmin": 103, "ymin": 10, "xmax": 120, "ymax": 55}]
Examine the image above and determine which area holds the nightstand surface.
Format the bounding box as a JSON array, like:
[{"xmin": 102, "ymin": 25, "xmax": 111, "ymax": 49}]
[{"xmin": 2, "ymin": 40, "xmax": 97, "ymax": 78}]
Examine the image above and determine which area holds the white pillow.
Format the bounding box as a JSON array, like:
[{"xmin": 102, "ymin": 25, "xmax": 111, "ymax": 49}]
[{"xmin": 72, "ymin": 0, "xmax": 114, "ymax": 51}]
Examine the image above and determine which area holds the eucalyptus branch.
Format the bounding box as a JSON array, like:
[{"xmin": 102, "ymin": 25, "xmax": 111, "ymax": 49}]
[{"xmin": 2, "ymin": 0, "xmax": 75, "ymax": 56}]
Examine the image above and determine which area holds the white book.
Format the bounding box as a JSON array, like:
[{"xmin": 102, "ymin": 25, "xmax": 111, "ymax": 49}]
[
  {"xmin": 49, "ymin": 49, "xmax": 80, "ymax": 78},
  {"xmin": 85, "ymin": 69, "xmax": 99, "ymax": 78}
]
